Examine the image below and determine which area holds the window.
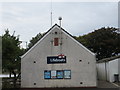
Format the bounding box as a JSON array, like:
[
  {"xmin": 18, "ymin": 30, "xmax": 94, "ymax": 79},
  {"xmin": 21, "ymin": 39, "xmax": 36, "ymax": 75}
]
[
  {"xmin": 44, "ymin": 70, "xmax": 51, "ymax": 79},
  {"xmin": 54, "ymin": 38, "xmax": 59, "ymax": 46},
  {"xmin": 64, "ymin": 70, "xmax": 71, "ymax": 79}
]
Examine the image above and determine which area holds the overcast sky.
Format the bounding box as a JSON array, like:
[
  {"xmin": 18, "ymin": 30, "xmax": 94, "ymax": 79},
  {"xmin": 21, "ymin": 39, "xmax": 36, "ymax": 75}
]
[{"xmin": 0, "ymin": 2, "xmax": 118, "ymax": 48}]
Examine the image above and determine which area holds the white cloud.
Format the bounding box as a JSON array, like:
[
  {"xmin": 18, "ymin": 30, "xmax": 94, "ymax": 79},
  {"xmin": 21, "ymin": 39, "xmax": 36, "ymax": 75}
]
[
  {"xmin": 0, "ymin": 2, "xmax": 118, "ymax": 48},
  {"xmin": 0, "ymin": 0, "xmax": 119, "ymax": 2}
]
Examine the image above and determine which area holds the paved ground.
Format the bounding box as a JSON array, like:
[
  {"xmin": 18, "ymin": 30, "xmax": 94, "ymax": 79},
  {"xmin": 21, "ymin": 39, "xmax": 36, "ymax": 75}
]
[
  {"xmin": 98, "ymin": 80, "xmax": 120, "ymax": 88},
  {"xmin": 115, "ymin": 82, "xmax": 120, "ymax": 86},
  {"xmin": 1, "ymin": 80, "xmax": 120, "ymax": 90}
]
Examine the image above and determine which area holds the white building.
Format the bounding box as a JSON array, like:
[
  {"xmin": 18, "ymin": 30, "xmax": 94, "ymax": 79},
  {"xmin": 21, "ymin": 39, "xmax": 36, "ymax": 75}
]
[
  {"xmin": 97, "ymin": 55, "xmax": 120, "ymax": 82},
  {"xmin": 21, "ymin": 24, "xmax": 97, "ymax": 88}
]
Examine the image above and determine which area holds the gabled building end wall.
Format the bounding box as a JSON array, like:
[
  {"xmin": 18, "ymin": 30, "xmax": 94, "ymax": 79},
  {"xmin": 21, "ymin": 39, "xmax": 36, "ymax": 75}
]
[{"xmin": 21, "ymin": 25, "xmax": 97, "ymax": 88}]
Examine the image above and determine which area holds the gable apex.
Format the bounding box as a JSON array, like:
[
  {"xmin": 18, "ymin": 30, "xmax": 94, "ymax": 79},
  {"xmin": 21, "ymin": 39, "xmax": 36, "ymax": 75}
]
[
  {"xmin": 21, "ymin": 24, "xmax": 61, "ymax": 58},
  {"xmin": 21, "ymin": 24, "xmax": 95, "ymax": 58}
]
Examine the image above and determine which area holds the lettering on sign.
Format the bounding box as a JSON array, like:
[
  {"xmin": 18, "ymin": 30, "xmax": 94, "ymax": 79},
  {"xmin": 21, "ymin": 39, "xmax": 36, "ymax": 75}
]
[{"xmin": 47, "ymin": 56, "xmax": 66, "ymax": 64}]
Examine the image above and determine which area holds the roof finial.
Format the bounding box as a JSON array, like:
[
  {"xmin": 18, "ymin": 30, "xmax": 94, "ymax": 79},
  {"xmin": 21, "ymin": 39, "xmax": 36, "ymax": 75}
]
[{"xmin": 58, "ymin": 16, "xmax": 62, "ymax": 27}]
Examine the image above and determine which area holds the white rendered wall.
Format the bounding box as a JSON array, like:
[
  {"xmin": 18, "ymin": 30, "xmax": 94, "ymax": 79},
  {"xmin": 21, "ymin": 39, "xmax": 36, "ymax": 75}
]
[
  {"xmin": 97, "ymin": 63, "xmax": 106, "ymax": 81},
  {"xmin": 109, "ymin": 59, "xmax": 118, "ymax": 82},
  {"xmin": 21, "ymin": 26, "xmax": 96, "ymax": 88},
  {"xmin": 106, "ymin": 62, "xmax": 110, "ymax": 81}
]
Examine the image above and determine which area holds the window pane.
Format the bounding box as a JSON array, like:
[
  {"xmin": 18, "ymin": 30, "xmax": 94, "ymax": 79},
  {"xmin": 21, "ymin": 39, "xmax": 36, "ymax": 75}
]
[{"xmin": 54, "ymin": 38, "xmax": 59, "ymax": 46}]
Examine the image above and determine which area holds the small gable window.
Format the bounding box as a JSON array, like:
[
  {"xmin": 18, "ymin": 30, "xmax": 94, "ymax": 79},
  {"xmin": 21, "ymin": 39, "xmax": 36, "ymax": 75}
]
[{"xmin": 54, "ymin": 38, "xmax": 59, "ymax": 46}]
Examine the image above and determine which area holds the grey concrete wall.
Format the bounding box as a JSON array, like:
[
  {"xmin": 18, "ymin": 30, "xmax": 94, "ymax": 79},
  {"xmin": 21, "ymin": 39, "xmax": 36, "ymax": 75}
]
[{"xmin": 21, "ymin": 25, "xmax": 96, "ymax": 88}]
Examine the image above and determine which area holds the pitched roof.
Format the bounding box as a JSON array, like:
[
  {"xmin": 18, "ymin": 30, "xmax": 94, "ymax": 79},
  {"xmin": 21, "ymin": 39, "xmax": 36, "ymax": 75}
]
[{"xmin": 21, "ymin": 24, "xmax": 95, "ymax": 58}]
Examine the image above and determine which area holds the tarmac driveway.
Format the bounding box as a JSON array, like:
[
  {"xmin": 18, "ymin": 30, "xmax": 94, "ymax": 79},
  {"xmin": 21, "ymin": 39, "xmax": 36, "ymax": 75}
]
[{"xmin": 97, "ymin": 80, "xmax": 120, "ymax": 88}]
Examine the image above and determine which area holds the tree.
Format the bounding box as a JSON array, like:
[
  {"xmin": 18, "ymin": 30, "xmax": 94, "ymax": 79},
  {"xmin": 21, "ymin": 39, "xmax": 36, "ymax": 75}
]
[
  {"xmin": 2, "ymin": 29, "xmax": 25, "ymax": 87},
  {"xmin": 75, "ymin": 27, "xmax": 120, "ymax": 60},
  {"xmin": 28, "ymin": 33, "xmax": 44, "ymax": 49}
]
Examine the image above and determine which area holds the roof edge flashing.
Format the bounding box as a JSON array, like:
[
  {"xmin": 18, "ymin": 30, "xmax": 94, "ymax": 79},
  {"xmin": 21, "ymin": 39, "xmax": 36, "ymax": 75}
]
[{"xmin": 21, "ymin": 24, "xmax": 58, "ymax": 58}]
